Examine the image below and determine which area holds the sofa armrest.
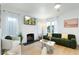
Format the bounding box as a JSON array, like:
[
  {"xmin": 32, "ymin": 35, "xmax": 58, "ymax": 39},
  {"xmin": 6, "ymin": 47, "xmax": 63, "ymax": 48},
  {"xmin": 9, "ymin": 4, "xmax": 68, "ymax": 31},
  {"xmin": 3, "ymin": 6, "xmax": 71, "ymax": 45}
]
[
  {"xmin": 43, "ymin": 35, "xmax": 48, "ymax": 39},
  {"xmin": 71, "ymin": 38, "xmax": 77, "ymax": 43},
  {"xmin": 43, "ymin": 35, "xmax": 50, "ymax": 40},
  {"xmin": 69, "ymin": 38, "xmax": 77, "ymax": 49},
  {"xmin": 2, "ymin": 39, "xmax": 12, "ymax": 50}
]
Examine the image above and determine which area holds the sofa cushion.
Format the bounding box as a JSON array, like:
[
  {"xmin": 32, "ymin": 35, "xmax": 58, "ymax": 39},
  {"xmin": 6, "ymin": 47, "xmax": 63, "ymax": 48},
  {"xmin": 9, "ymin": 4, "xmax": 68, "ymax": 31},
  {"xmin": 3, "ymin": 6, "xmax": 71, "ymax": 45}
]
[
  {"xmin": 52, "ymin": 33, "xmax": 61, "ymax": 38},
  {"xmin": 68, "ymin": 34, "xmax": 75, "ymax": 40}
]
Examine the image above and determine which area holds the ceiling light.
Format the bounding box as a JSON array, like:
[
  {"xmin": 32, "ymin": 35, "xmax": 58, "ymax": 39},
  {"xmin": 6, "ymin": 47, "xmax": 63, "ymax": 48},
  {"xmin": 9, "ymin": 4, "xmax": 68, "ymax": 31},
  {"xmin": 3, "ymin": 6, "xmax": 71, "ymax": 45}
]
[{"xmin": 54, "ymin": 4, "xmax": 61, "ymax": 9}]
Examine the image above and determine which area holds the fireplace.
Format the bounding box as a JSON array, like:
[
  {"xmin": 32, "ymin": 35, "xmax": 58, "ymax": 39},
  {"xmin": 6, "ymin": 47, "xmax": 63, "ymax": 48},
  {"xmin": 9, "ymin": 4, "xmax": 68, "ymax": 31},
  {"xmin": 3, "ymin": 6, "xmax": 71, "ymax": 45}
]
[
  {"xmin": 23, "ymin": 33, "xmax": 39, "ymax": 45},
  {"xmin": 27, "ymin": 33, "xmax": 34, "ymax": 44}
]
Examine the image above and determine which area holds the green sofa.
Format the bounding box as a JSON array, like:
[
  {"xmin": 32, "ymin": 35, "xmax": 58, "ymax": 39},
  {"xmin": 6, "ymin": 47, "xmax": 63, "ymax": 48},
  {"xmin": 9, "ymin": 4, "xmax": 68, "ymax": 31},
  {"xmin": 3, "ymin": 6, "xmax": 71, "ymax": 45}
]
[{"xmin": 43, "ymin": 33, "xmax": 77, "ymax": 49}]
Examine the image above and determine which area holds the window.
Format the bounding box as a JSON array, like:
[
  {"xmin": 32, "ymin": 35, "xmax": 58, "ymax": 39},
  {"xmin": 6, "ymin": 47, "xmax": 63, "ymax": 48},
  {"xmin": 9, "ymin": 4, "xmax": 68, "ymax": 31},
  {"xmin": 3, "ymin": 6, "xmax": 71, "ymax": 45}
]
[
  {"xmin": 47, "ymin": 21, "xmax": 55, "ymax": 33},
  {"xmin": 47, "ymin": 22, "xmax": 51, "ymax": 33},
  {"xmin": 6, "ymin": 17, "xmax": 19, "ymax": 36}
]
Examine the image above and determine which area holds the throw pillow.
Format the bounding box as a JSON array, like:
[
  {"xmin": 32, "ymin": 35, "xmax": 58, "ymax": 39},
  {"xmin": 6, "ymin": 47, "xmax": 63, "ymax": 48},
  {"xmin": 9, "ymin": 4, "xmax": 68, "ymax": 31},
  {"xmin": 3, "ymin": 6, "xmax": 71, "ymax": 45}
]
[
  {"xmin": 48, "ymin": 33, "xmax": 52, "ymax": 40},
  {"xmin": 62, "ymin": 33, "xmax": 68, "ymax": 39}
]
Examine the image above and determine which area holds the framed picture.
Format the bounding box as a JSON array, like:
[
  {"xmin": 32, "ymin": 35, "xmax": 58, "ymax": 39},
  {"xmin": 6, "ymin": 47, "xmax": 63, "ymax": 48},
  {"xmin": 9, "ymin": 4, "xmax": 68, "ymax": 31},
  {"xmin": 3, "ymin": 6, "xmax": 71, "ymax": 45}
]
[
  {"xmin": 24, "ymin": 16, "xmax": 36, "ymax": 25},
  {"xmin": 64, "ymin": 18, "xmax": 78, "ymax": 28}
]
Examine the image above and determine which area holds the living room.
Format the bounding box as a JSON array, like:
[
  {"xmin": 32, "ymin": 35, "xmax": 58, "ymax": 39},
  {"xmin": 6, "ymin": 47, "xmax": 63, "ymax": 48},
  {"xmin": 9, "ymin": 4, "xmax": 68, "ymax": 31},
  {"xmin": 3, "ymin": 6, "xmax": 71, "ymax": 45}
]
[{"xmin": 0, "ymin": 3, "xmax": 79, "ymax": 55}]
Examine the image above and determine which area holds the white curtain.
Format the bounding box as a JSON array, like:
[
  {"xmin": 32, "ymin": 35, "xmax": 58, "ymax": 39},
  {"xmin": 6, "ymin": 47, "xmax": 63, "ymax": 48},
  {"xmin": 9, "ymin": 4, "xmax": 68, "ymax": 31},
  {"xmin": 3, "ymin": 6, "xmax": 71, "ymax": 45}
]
[
  {"xmin": 6, "ymin": 17, "xmax": 19, "ymax": 36},
  {"xmin": 2, "ymin": 11, "xmax": 19, "ymax": 37}
]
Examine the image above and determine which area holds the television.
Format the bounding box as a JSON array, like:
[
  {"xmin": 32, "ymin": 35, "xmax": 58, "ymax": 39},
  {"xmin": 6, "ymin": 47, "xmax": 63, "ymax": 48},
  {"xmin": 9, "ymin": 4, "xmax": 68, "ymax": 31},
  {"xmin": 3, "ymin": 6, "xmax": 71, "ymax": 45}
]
[{"xmin": 24, "ymin": 16, "xmax": 36, "ymax": 25}]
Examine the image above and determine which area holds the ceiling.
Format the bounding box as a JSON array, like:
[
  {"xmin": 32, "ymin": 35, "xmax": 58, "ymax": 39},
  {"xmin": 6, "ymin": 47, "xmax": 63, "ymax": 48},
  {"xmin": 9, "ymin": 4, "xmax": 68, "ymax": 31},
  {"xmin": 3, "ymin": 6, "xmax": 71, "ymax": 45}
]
[{"xmin": 1, "ymin": 3, "xmax": 79, "ymax": 19}]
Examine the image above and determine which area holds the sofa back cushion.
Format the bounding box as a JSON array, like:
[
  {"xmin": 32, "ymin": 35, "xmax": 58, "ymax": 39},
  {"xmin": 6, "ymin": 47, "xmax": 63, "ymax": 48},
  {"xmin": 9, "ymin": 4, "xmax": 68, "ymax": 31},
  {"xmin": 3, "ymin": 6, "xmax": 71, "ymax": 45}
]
[
  {"xmin": 68, "ymin": 34, "xmax": 76, "ymax": 40},
  {"xmin": 52, "ymin": 33, "xmax": 61, "ymax": 38}
]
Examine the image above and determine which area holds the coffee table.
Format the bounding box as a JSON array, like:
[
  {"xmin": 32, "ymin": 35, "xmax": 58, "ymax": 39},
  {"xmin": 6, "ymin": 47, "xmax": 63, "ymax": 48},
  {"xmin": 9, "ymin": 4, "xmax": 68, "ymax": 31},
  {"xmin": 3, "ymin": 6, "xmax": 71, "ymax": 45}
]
[{"xmin": 40, "ymin": 39, "xmax": 55, "ymax": 54}]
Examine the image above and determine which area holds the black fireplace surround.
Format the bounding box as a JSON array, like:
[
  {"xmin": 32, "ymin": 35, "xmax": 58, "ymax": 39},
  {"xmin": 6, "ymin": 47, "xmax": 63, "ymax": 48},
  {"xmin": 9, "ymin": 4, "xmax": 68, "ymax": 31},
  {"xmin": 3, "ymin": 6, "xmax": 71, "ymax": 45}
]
[
  {"xmin": 27, "ymin": 33, "xmax": 34, "ymax": 44},
  {"xmin": 23, "ymin": 33, "xmax": 39, "ymax": 45}
]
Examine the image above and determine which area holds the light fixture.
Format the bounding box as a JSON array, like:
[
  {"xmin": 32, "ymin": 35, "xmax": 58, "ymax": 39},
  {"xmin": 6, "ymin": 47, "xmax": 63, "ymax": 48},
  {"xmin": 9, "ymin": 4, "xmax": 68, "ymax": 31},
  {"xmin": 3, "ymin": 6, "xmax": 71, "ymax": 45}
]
[{"xmin": 54, "ymin": 4, "xmax": 61, "ymax": 9}]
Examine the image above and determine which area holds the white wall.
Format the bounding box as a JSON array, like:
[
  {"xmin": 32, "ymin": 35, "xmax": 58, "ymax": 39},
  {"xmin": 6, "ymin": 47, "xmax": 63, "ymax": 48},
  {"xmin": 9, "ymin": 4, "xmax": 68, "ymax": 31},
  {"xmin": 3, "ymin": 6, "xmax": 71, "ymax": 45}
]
[
  {"xmin": 58, "ymin": 9, "xmax": 79, "ymax": 45},
  {"xmin": 0, "ymin": 5, "xmax": 1, "ymax": 55},
  {"xmin": 17, "ymin": 14, "xmax": 39, "ymax": 43},
  {"xmin": 0, "ymin": 5, "xmax": 1, "ymax": 39}
]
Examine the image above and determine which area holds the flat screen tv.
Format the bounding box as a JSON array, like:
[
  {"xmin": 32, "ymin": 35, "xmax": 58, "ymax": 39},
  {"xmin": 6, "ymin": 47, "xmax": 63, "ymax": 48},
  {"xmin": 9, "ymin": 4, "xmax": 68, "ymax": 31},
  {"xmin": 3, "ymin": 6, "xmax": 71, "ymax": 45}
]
[{"xmin": 24, "ymin": 16, "xmax": 36, "ymax": 25}]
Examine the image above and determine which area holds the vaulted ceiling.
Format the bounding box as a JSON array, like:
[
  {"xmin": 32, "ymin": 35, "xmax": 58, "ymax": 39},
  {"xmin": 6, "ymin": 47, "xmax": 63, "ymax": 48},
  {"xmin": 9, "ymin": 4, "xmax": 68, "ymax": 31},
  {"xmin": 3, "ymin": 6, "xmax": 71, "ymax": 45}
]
[{"xmin": 1, "ymin": 3, "xmax": 79, "ymax": 19}]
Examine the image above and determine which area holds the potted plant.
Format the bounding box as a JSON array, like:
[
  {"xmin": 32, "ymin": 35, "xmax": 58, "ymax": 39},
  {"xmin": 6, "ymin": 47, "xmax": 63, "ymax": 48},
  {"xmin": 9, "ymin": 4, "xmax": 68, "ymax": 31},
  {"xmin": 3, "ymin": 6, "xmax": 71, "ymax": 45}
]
[{"xmin": 18, "ymin": 32, "xmax": 23, "ymax": 45}]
